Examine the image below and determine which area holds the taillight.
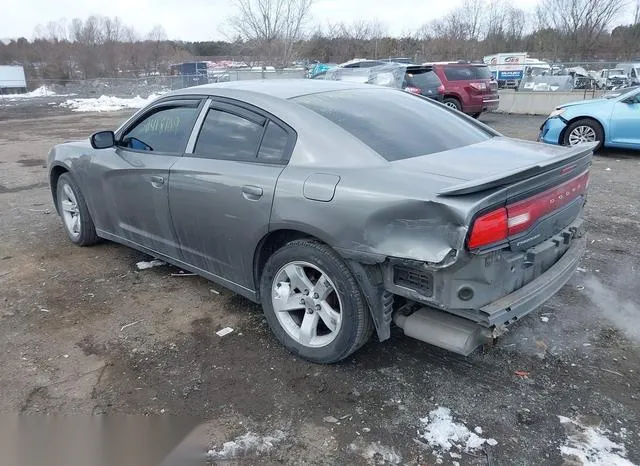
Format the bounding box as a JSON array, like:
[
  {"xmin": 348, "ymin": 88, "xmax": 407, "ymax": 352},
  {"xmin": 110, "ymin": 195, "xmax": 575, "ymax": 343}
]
[
  {"xmin": 438, "ymin": 84, "xmax": 445, "ymax": 94},
  {"xmin": 469, "ymin": 82, "xmax": 487, "ymax": 91},
  {"xmin": 468, "ymin": 170, "xmax": 590, "ymax": 250},
  {"xmin": 506, "ymin": 171, "xmax": 589, "ymax": 235},
  {"xmin": 405, "ymin": 86, "xmax": 421, "ymax": 94},
  {"xmin": 468, "ymin": 208, "xmax": 508, "ymax": 249}
]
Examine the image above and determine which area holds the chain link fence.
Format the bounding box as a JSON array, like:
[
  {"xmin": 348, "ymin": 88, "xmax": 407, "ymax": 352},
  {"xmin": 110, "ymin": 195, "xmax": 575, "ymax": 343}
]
[{"xmin": 19, "ymin": 69, "xmax": 307, "ymax": 98}]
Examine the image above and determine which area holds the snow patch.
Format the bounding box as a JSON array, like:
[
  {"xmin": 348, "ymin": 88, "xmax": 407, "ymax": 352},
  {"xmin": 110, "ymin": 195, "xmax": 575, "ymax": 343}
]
[
  {"xmin": 418, "ymin": 407, "xmax": 497, "ymax": 460},
  {"xmin": 136, "ymin": 260, "xmax": 165, "ymax": 270},
  {"xmin": 0, "ymin": 85, "xmax": 62, "ymax": 99},
  {"xmin": 349, "ymin": 440, "xmax": 402, "ymax": 465},
  {"xmin": 207, "ymin": 431, "xmax": 286, "ymax": 459},
  {"xmin": 59, "ymin": 93, "xmax": 163, "ymax": 112},
  {"xmin": 558, "ymin": 416, "xmax": 634, "ymax": 465}
]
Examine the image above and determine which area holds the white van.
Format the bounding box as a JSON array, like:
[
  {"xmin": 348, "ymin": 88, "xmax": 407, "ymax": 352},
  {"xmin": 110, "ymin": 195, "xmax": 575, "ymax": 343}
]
[{"xmin": 617, "ymin": 63, "xmax": 640, "ymax": 85}]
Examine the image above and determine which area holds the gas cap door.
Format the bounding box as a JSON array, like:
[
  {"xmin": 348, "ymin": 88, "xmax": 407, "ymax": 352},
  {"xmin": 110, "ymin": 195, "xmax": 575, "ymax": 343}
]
[{"xmin": 303, "ymin": 173, "xmax": 341, "ymax": 202}]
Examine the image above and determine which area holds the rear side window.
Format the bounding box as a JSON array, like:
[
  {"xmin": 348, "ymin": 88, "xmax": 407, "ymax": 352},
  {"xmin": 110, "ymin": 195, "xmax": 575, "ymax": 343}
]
[
  {"xmin": 294, "ymin": 88, "xmax": 492, "ymax": 161},
  {"xmin": 443, "ymin": 66, "xmax": 491, "ymax": 81},
  {"xmin": 258, "ymin": 121, "xmax": 289, "ymax": 162},
  {"xmin": 195, "ymin": 109, "xmax": 263, "ymax": 160}
]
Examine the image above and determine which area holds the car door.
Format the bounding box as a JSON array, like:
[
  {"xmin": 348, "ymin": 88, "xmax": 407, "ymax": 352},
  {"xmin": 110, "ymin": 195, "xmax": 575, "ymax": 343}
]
[
  {"xmin": 609, "ymin": 90, "xmax": 640, "ymax": 147},
  {"xmin": 169, "ymin": 99, "xmax": 294, "ymax": 290},
  {"xmin": 89, "ymin": 98, "xmax": 203, "ymax": 258}
]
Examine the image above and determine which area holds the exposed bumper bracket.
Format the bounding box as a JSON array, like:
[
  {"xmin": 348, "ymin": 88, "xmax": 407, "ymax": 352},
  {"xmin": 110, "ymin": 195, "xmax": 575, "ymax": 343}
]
[{"xmin": 478, "ymin": 236, "xmax": 586, "ymax": 327}]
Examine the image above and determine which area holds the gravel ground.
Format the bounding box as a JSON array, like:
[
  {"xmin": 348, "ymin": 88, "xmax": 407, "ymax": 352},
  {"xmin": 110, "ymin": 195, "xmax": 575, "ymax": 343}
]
[{"xmin": 0, "ymin": 108, "xmax": 639, "ymax": 465}]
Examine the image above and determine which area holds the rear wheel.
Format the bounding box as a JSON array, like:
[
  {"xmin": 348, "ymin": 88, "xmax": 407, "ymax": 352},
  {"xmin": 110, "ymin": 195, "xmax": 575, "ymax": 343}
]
[
  {"xmin": 443, "ymin": 97, "xmax": 462, "ymax": 111},
  {"xmin": 563, "ymin": 119, "xmax": 604, "ymax": 150},
  {"xmin": 260, "ymin": 239, "xmax": 373, "ymax": 364},
  {"xmin": 56, "ymin": 173, "xmax": 100, "ymax": 246}
]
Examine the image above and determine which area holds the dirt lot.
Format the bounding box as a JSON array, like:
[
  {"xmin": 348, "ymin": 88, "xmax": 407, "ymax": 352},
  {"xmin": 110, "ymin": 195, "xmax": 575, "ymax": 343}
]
[{"xmin": 1, "ymin": 107, "xmax": 639, "ymax": 465}]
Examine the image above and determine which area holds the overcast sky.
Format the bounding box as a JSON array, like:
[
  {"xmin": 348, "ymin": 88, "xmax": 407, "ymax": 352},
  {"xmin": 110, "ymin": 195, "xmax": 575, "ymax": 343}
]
[{"xmin": 1, "ymin": 0, "xmax": 635, "ymax": 42}]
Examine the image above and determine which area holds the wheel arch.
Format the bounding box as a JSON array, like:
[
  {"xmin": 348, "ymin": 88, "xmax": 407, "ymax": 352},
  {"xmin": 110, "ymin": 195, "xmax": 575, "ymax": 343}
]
[
  {"xmin": 560, "ymin": 116, "xmax": 606, "ymax": 146},
  {"xmin": 443, "ymin": 94, "xmax": 462, "ymax": 103},
  {"xmin": 253, "ymin": 227, "xmax": 333, "ymax": 294},
  {"xmin": 49, "ymin": 163, "xmax": 71, "ymax": 214},
  {"xmin": 253, "ymin": 227, "xmax": 393, "ymax": 343}
]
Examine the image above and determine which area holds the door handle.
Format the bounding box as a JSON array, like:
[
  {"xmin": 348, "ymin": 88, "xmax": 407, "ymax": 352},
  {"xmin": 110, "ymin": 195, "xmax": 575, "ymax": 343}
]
[
  {"xmin": 242, "ymin": 185, "xmax": 263, "ymax": 199},
  {"xmin": 150, "ymin": 175, "xmax": 165, "ymax": 187}
]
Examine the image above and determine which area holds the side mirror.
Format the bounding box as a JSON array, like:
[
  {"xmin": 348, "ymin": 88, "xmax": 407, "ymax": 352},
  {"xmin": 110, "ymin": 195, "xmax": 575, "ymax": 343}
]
[
  {"xmin": 90, "ymin": 131, "xmax": 115, "ymax": 149},
  {"xmin": 622, "ymin": 94, "xmax": 640, "ymax": 104}
]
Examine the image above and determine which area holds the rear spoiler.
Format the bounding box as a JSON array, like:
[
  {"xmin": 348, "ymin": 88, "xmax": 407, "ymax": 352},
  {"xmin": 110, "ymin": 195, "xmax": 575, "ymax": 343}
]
[
  {"xmin": 406, "ymin": 65, "xmax": 433, "ymax": 73},
  {"xmin": 437, "ymin": 142, "xmax": 596, "ymax": 196}
]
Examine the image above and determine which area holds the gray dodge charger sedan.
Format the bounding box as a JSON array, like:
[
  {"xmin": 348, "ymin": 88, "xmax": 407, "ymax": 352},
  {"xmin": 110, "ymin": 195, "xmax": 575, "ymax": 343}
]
[{"xmin": 48, "ymin": 80, "xmax": 592, "ymax": 363}]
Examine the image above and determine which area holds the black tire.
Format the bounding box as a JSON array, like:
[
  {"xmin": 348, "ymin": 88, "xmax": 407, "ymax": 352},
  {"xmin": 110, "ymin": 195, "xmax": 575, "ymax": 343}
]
[
  {"xmin": 56, "ymin": 173, "xmax": 100, "ymax": 246},
  {"xmin": 443, "ymin": 97, "xmax": 462, "ymax": 111},
  {"xmin": 562, "ymin": 118, "xmax": 604, "ymax": 151},
  {"xmin": 260, "ymin": 239, "xmax": 374, "ymax": 364},
  {"xmin": 471, "ymin": 112, "xmax": 482, "ymax": 119}
]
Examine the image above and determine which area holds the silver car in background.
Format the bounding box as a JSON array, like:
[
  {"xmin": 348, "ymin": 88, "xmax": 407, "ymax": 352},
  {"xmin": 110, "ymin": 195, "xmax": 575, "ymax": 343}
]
[{"xmin": 48, "ymin": 80, "xmax": 591, "ymax": 363}]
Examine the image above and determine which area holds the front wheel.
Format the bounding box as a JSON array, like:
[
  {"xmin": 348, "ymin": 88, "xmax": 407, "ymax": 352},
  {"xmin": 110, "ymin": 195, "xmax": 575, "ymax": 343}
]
[
  {"xmin": 563, "ymin": 119, "xmax": 604, "ymax": 151},
  {"xmin": 260, "ymin": 239, "xmax": 373, "ymax": 364},
  {"xmin": 56, "ymin": 173, "xmax": 100, "ymax": 246}
]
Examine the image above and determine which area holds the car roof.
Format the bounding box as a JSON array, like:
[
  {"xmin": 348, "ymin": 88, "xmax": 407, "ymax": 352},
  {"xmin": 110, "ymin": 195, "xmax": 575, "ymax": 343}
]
[
  {"xmin": 425, "ymin": 62, "xmax": 488, "ymax": 67},
  {"xmin": 168, "ymin": 79, "xmax": 375, "ymax": 100}
]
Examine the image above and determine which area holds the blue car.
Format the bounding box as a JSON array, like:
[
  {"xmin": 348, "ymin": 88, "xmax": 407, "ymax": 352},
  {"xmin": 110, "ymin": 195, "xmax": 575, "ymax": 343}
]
[{"xmin": 539, "ymin": 86, "xmax": 640, "ymax": 151}]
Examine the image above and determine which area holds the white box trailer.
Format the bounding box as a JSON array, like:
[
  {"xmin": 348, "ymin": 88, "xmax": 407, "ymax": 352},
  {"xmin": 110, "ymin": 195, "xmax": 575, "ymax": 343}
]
[
  {"xmin": 483, "ymin": 53, "xmax": 527, "ymax": 83},
  {"xmin": 0, "ymin": 65, "xmax": 27, "ymax": 94},
  {"xmin": 483, "ymin": 53, "xmax": 550, "ymax": 89}
]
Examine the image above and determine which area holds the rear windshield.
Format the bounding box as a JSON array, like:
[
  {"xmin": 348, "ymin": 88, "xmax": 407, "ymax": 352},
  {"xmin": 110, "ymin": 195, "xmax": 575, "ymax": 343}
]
[
  {"xmin": 293, "ymin": 88, "xmax": 492, "ymax": 161},
  {"xmin": 443, "ymin": 66, "xmax": 491, "ymax": 81},
  {"xmin": 406, "ymin": 70, "xmax": 441, "ymax": 88}
]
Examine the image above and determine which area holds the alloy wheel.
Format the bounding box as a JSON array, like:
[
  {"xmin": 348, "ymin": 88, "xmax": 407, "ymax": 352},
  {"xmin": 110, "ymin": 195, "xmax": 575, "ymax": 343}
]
[
  {"xmin": 568, "ymin": 125, "xmax": 597, "ymax": 145},
  {"xmin": 60, "ymin": 183, "xmax": 81, "ymax": 239},
  {"xmin": 271, "ymin": 261, "xmax": 343, "ymax": 348}
]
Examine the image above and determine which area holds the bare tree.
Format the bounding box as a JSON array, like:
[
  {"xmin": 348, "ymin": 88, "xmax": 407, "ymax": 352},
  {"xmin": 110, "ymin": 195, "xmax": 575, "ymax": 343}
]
[
  {"xmin": 101, "ymin": 17, "xmax": 124, "ymax": 75},
  {"xmin": 537, "ymin": 0, "xmax": 629, "ymax": 58},
  {"xmin": 635, "ymin": 0, "xmax": 640, "ymax": 24},
  {"xmin": 227, "ymin": 0, "xmax": 313, "ymax": 64},
  {"xmin": 147, "ymin": 25, "xmax": 168, "ymax": 74}
]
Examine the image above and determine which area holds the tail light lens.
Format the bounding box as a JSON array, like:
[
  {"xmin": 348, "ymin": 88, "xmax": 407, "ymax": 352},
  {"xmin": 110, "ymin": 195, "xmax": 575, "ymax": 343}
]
[
  {"xmin": 469, "ymin": 82, "xmax": 487, "ymax": 91},
  {"xmin": 506, "ymin": 170, "xmax": 589, "ymax": 235},
  {"xmin": 467, "ymin": 170, "xmax": 590, "ymax": 250},
  {"xmin": 468, "ymin": 208, "xmax": 508, "ymax": 249},
  {"xmin": 438, "ymin": 84, "xmax": 445, "ymax": 94},
  {"xmin": 405, "ymin": 86, "xmax": 421, "ymax": 94}
]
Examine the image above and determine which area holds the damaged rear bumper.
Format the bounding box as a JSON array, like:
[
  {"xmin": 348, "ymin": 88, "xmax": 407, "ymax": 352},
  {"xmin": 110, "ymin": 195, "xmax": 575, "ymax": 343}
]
[
  {"xmin": 388, "ymin": 235, "xmax": 585, "ymax": 355},
  {"xmin": 382, "ymin": 221, "xmax": 585, "ymax": 328},
  {"xmin": 477, "ymin": 235, "xmax": 585, "ymax": 327}
]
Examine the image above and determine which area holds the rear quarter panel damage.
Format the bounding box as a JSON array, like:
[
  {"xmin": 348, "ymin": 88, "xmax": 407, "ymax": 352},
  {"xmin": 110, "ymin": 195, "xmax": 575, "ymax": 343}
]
[{"xmin": 271, "ymin": 166, "xmax": 476, "ymax": 267}]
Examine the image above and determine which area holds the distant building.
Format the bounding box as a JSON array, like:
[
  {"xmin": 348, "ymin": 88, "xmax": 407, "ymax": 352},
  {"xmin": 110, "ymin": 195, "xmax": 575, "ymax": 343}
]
[{"xmin": 0, "ymin": 65, "xmax": 27, "ymax": 94}]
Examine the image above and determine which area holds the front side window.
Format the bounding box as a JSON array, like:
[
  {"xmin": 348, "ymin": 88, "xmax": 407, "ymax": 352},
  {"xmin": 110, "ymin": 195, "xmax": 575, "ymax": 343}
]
[
  {"xmin": 121, "ymin": 105, "xmax": 199, "ymax": 153},
  {"xmin": 194, "ymin": 109, "xmax": 263, "ymax": 160}
]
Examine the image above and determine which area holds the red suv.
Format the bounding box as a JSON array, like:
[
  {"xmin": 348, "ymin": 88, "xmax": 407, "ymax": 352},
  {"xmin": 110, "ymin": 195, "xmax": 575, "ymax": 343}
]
[{"xmin": 429, "ymin": 63, "xmax": 499, "ymax": 118}]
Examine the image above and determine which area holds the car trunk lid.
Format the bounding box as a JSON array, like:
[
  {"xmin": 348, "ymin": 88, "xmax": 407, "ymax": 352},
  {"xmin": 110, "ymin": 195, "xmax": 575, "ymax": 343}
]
[
  {"xmin": 393, "ymin": 137, "xmax": 594, "ymax": 251},
  {"xmin": 393, "ymin": 137, "xmax": 594, "ymax": 196}
]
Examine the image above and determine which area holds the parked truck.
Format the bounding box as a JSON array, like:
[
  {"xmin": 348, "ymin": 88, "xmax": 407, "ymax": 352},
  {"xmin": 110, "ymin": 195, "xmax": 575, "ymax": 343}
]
[{"xmin": 483, "ymin": 53, "xmax": 550, "ymax": 89}]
